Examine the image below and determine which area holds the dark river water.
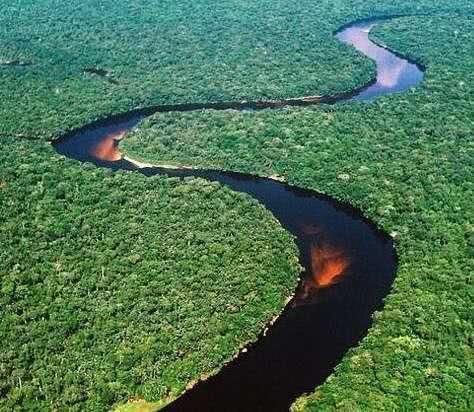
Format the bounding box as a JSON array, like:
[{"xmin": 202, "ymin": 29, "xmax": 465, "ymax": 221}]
[{"xmin": 54, "ymin": 17, "xmax": 424, "ymax": 412}]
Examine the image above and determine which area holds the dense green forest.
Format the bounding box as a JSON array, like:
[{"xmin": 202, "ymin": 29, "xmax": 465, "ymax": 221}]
[
  {"xmin": 1, "ymin": 0, "xmax": 473, "ymax": 410},
  {"xmin": 123, "ymin": 15, "xmax": 474, "ymax": 411},
  {"xmin": 1, "ymin": 0, "xmax": 470, "ymax": 141},
  {"xmin": 0, "ymin": 138, "xmax": 299, "ymax": 410}
]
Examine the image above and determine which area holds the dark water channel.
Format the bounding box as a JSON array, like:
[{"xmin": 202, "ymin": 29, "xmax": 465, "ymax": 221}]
[{"xmin": 54, "ymin": 17, "xmax": 424, "ymax": 412}]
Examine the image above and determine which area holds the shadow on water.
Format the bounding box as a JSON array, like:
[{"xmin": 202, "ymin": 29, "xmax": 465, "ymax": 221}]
[{"xmin": 54, "ymin": 16, "xmax": 424, "ymax": 412}]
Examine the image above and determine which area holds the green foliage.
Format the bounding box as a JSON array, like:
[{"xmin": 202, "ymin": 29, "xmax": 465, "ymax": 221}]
[
  {"xmin": 114, "ymin": 398, "xmax": 164, "ymax": 412},
  {"xmin": 0, "ymin": 139, "xmax": 299, "ymax": 410},
  {"xmin": 122, "ymin": 15, "xmax": 474, "ymax": 411},
  {"xmin": 1, "ymin": 0, "xmax": 470, "ymax": 141},
  {"xmin": 1, "ymin": 1, "xmax": 473, "ymax": 411}
]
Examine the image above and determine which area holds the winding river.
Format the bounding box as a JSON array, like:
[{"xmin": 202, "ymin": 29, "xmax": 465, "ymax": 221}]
[{"xmin": 53, "ymin": 17, "xmax": 424, "ymax": 412}]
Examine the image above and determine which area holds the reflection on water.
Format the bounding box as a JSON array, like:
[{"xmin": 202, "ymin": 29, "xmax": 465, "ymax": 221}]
[
  {"xmin": 310, "ymin": 243, "xmax": 350, "ymax": 287},
  {"xmin": 337, "ymin": 22, "xmax": 424, "ymax": 100},
  {"xmin": 294, "ymin": 242, "xmax": 351, "ymax": 306},
  {"xmin": 89, "ymin": 131, "xmax": 124, "ymax": 161},
  {"xmin": 297, "ymin": 224, "xmax": 351, "ymax": 298}
]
